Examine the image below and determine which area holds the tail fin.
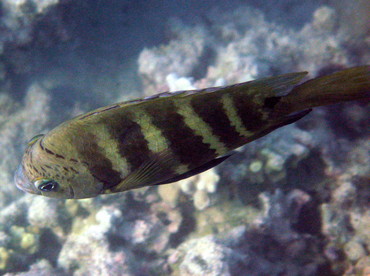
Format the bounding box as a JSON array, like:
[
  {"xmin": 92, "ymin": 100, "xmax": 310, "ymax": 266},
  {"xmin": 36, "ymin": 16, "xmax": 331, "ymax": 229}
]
[{"xmin": 274, "ymin": 65, "xmax": 370, "ymax": 116}]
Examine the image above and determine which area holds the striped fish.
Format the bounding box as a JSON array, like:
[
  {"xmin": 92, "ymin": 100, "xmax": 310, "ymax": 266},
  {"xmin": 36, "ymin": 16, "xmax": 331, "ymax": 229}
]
[{"xmin": 14, "ymin": 66, "xmax": 369, "ymax": 199}]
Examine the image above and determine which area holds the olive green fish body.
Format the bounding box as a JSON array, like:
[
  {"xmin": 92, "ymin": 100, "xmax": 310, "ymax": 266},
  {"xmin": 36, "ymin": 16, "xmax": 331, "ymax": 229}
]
[{"xmin": 15, "ymin": 66, "xmax": 370, "ymax": 199}]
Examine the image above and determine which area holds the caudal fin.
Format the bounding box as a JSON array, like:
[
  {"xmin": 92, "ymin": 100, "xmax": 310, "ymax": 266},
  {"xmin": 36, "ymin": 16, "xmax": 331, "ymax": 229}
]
[{"xmin": 274, "ymin": 65, "xmax": 370, "ymax": 116}]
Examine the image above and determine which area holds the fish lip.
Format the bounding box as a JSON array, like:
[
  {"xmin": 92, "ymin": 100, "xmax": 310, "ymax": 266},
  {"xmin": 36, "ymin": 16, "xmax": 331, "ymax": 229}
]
[{"xmin": 14, "ymin": 165, "xmax": 41, "ymax": 195}]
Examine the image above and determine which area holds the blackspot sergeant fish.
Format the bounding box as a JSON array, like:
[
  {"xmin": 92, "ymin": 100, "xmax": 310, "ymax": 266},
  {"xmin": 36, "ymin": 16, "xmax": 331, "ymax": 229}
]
[{"xmin": 15, "ymin": 66, "xmax": 370, "ymax": 199}]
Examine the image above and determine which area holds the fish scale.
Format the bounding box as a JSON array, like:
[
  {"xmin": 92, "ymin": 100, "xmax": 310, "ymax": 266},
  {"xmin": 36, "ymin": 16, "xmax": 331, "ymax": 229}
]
[
  {"xmin": 190, "ymin": 93, "xmax": 243, "ymax": 150},
  {"xmin": 14, "ymin": 66, "xmax": 370, "ymax": 199},
  {"xmin": 143, "ymin": 99, "xmax": 212, "ymax": 170},
  {"xmin": 86, "ymin": 123, "xmax": 130, "ymax": 182},
  {"xmin": 221, "ymin": 93, "xmax": 254, "ymax": 139},
  {"xmin": 175, "ymin": 97, "xmax": 229, "ymax": 156}
]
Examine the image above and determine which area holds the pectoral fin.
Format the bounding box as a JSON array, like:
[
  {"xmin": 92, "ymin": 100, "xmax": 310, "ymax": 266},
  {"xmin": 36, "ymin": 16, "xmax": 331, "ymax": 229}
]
[
  {"xmin": 109, "ymin": 150, "xmax": 177, "ymax": 193},
  {"xmin": 109, "ymin": 151, "xmax": 233, "ymax": 194},
  {"xmin": 155, "ymin": 154, "xmax": 233, "ymax": 185}
]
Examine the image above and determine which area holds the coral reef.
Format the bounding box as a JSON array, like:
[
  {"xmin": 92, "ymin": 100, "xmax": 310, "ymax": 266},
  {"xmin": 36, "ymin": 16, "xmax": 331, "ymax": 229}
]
[
  {"xmin": 0, "ymin": 0, "xmax": 65, "ymax": 53},
  {"xmin": 138, "ymin": 20, "xmax": 207, "ymax": 95},
  {"xmin": 0, "ymin": 0, "xmax": 368, "ymax": 275},
  {"xmin": 0, "ymin": 83, "xmax": 51, "ymax": 203},
  {"xmin": 170, "ymin": 190, "xmax": 328, "ymax": 276}
]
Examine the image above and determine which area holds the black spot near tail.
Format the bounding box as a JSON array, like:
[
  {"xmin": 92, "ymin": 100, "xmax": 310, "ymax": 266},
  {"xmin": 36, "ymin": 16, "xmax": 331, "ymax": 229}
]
[{"xmin": 264, "ymin": 96, "xmax": 281, "ymax": 109}]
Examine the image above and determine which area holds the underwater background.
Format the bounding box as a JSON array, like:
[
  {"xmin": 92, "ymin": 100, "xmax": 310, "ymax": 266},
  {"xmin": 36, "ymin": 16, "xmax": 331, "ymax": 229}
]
[{"xmin": 0, "ymin": 0, "xmax": 369, "ymax": 275}]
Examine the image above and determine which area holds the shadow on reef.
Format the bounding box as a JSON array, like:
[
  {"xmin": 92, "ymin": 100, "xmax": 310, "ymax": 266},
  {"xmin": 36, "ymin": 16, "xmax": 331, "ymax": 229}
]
[
  {"xmin": 292, "ymin": 197, "xmax": 322, "ymax": 235},
  {"xmin": 169, "ymin": 201, "xmax": 197, "ymax": 248},
  {"xmin": 0, "ymin": 228, "xmax": 63, "ymax": 274},
  {"xmin": 190, "ymin": 45, "xmax": 217, "ymax": 81},
  {"xmin": 225, "ymin": 148, "xmax": 328, "ymax": 207},
  {"xmin": 285, "ymin": 149, "xmax": 327, "ymax": 195},
  {"xmin": 37, "ymin": 229, "xmax": 63, "ymax": 267},
  {"xmin": 351, "ymin": 176, "xmax": 370, "ymax": 209},
  {"xmin": 325, "ymin": 103, "xmax": 369, "ymax": 140}
]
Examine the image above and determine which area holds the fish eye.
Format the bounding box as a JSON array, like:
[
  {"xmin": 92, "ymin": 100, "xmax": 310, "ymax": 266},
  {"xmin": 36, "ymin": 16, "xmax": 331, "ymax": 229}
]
[
  {"xmin": 27, "ymin": 134, "xmax": 45, "ymax": 146},
  {"xmin": 35, "ymin": 179, "xmax": 58, "ymax": 192}
]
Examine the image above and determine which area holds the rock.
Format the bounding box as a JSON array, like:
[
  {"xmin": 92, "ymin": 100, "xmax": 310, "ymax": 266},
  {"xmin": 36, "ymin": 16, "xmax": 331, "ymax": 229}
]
[
  {"xmin": 0, "ymin": 247, "xmax": 10, "ymax": 270},
  {"xmin": 4, "ymin": 259, "xmax": 63, "ymax": 276},
  {"xmin": 158, "ymin": 184, "xmax": 180, "ymax": 207},
  {"xmin": 344, "ymin": 238, "xmax": 366, "ymax": 262},
  {"xmin": 166, "ymin": 73, "xmax": 195, "ymax": 92},
  {"xmin": 312, "ymin": 6, "xmax": 337, "ymax": 32},
  {"xmin": 28, "ymin": 197, "xmax": 60, "ymax": 229},
  {"xmin": 170, "ymin": 190, "xmax": 327, "ymax": 275},
  {"xmin": 193, "ymin": 190, "xmax": 210, "ymax": 211},
  {"xmin": 0, "ymin": 83, "xmax": 50, "ymax": 201},
  {"xmin": 58, "ymin": 205, "xmax": 135, "ymax": 275},
  {"xmin": 138, "ymin": 20, "xmax": 207, "ymax": 94},
  {"xmin": 1, "ymin": 0, "xmax": 64, "ymax": 47},
  {"xmin": 178, "ymin": 236, "xmax": 235, "ymax": 276}
]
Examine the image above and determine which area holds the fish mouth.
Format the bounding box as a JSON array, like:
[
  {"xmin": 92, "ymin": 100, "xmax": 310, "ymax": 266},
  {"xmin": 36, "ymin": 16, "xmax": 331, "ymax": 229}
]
[{"xmin": 14, "ymin": 165, "xmax": 41, "ymax": 195}]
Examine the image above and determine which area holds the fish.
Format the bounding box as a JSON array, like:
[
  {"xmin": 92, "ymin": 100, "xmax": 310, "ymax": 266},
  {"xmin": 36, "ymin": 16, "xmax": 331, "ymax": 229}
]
[{"xmin": 14, "ymin": 66, "xmax": 369, "ymax": 199}]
